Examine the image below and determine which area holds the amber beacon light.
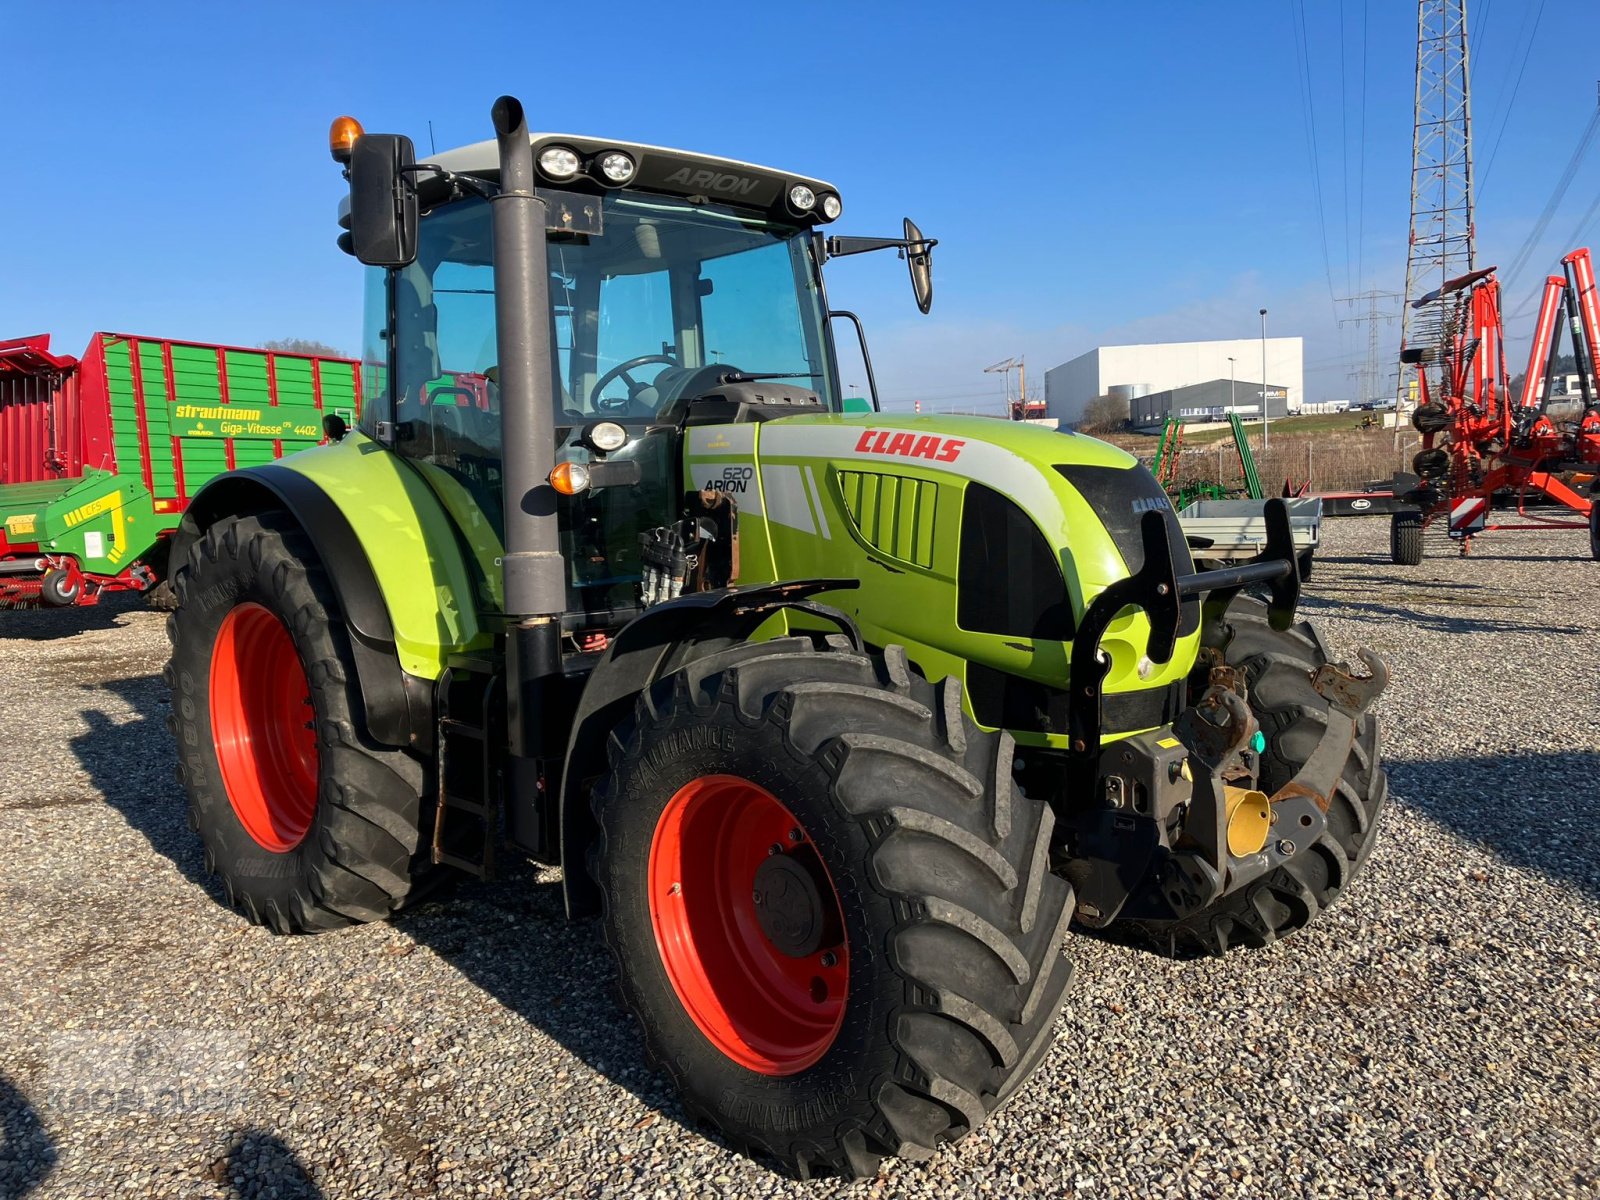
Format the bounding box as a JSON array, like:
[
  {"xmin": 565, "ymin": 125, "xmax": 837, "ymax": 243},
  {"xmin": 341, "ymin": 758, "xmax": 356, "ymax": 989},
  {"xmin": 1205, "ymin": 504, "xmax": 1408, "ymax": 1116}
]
[{"xmin": 329, "ymin": 115, "xmax": 364, "ymax": 164}]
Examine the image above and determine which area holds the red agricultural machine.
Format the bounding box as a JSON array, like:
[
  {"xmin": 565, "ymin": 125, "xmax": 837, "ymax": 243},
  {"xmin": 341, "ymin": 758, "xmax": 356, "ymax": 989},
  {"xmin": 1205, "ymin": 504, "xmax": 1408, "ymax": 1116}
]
[
  {"xmin": 1391, "ymin": 247, "xmax": 1600, "ymax": 563},
  {"xmin": 0, "ymin": 333, "xmax": 359, "ymax": 608}
]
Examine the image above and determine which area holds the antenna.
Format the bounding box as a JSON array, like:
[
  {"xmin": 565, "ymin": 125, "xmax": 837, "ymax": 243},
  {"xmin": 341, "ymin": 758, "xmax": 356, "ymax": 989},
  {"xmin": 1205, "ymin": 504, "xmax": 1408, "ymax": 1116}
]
[{"xmin": 428, "ymin": 120, "xmax": 438, "ymax": 156}]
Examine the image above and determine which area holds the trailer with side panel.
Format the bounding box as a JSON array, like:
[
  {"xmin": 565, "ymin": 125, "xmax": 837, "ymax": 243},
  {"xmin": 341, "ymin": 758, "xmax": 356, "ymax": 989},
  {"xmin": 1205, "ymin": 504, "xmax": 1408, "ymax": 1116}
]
[
  {"xmin": 0, "ymin": 332, "xmax": 359, "ymax": 606},
  {"xmin": 1177, "ymin": 495, "xmax": 1322, "ymax": 576}
]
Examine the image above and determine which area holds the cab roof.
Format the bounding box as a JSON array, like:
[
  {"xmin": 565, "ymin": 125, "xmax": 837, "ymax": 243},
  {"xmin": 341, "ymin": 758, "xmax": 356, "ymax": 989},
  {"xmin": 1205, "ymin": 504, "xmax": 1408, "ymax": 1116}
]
[{"xmin": 428, "ymin": 132, "xmax": 838, "ymax": 219}]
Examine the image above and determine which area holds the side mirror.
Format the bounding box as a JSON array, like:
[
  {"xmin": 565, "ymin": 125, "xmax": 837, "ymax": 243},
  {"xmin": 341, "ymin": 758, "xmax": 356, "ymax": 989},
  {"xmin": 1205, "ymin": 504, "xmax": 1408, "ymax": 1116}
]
[
  {"xmin": 349, "ymin": 133, "xmax": 419, "ymax": 267},
  {"xmin": 905, "ymin": 217, "xmax": 933, "ymax": 314}
]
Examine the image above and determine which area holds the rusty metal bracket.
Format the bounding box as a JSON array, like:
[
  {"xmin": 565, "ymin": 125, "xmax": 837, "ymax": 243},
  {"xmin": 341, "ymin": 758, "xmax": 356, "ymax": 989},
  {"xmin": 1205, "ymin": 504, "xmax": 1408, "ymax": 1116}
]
[
  {"xmin": 1174, "ymin": 685, "xmax": 1257, "ymax": 773},
  {"xmin": 1310, "ymin": 647, "xmax": 1389, "ymax": 716},
  {"xmin": 1270, "ymin": 647, "xmax": 1389, "ymax": 813}
]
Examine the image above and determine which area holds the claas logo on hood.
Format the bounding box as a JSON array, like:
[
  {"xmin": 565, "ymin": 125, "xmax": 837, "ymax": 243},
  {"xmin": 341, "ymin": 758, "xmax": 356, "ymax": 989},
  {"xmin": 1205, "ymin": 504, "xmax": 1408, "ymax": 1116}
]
[{"xmin": 853, "ymin": 429, "xmax": 965, "ymax": 463}]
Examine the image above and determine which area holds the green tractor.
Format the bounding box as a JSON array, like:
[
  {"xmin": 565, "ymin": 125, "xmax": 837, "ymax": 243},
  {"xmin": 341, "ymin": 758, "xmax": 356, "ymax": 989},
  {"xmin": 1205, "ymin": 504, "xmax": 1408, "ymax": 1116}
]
[{"xmin": 165, "ymin": 97, "xmax": 1388, "ymax": 1176}]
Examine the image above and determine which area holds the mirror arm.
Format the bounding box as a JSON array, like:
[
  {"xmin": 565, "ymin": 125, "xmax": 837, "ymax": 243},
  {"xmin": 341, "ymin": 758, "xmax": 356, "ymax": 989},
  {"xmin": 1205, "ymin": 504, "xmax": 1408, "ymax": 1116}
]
[
  {"xmin": 824, "ymin": 235, "xmax": 939, "ymax": 260},
  {"xmin": 830, "ymin": 311, "xmax": 881, "ymax": 413},
  {"xmin": 399, "ymin": 163, "xmax": 497, "ymax": 201}
]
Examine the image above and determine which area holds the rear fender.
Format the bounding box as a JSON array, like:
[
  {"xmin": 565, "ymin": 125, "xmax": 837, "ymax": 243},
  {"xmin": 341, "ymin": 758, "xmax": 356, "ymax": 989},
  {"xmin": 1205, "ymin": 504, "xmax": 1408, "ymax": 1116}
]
[{"xmin": 556, "ymin": 579, "xmax": 859, "ymax": 917}]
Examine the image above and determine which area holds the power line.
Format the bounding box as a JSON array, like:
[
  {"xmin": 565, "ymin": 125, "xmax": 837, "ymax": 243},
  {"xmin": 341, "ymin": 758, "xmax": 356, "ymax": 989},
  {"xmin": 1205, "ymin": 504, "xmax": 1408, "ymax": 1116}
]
[
  {"xmin": 1506, "ymin": 182, "xmax": 1600, "ymax": 323},
  {"xmin": 1475, "ymin": 0, "xmax": 1547, "ymax": 204},
  {"xmin": 1501, "ymin": 102, "xmax": 1600, "ymax": 294},
  {"xmin": 1290, "ymin": 0, "xmax": 1341, "ymax": 309},
  {"xmin": 1355, "ymin": 0, "xmax": 1371, "ymax": 291},
  {"xmin": 1339, "ymin": 0, "xmax": 1352, "ymax": 294},
  {"xmin": 1565, "ymin": 188, "xmax": 1600, "ymax": 249},
  {"xmin": 1474, "ymin": 0, "xmax": 1493, "ymax": 59},
  {"xmin": 879, "ymin": 387, "xmax": 1008, "ymax": 404}
]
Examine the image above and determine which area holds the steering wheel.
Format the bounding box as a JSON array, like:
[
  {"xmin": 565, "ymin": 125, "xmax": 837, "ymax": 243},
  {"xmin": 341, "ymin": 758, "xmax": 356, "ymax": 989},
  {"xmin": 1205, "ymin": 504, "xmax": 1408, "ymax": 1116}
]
[{"xmin": 590, "ymin": 354, "xmax": 678, "ymax": 413}]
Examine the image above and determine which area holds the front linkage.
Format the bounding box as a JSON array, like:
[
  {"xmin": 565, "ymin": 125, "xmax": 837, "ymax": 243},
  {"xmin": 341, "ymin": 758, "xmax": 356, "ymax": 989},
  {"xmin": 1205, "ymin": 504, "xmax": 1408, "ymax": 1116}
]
[{"xmin": 1064, "ymin": 498, "xmax": 1388, "ymax": 927}]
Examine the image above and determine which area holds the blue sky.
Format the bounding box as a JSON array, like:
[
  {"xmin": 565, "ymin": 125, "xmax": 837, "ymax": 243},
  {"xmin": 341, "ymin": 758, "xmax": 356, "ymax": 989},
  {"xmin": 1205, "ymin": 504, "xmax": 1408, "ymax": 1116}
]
[{"xmin": 4, "ymin": 1, "xmax": 1598, "ymax": 411}]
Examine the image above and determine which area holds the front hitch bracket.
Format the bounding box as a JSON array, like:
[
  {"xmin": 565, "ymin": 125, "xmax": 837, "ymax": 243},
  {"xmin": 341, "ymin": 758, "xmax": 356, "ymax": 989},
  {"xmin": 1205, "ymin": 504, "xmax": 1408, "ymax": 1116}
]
[{"xmin": 1068, "ymin": 498, "xmax": 1300, "ymax": 789}]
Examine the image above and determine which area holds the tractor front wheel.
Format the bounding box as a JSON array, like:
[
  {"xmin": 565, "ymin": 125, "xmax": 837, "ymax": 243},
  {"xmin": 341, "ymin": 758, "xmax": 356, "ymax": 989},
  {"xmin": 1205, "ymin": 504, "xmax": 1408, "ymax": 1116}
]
[
  {"xmin": 1117, "ymin": 598, "xmax": 1387, "ymax": 956},
  {"xmin": 165, "ymin": 513, "xmax": 433, "ymax": 932},
  {"xmin": 591, "ymin": 638, "xmax": 1074, "ymax": 1177}
]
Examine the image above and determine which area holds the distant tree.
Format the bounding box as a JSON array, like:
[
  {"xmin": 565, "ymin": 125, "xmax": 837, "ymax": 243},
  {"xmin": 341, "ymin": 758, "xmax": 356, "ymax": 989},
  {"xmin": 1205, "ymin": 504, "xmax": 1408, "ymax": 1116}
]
[
  {"xmin": 1078, "ymin": 393, "xmax": 1129, "ymax": 432},
  {"xmin": 262, "ymin": 337, "xmax": 346, "ymax": 358}
]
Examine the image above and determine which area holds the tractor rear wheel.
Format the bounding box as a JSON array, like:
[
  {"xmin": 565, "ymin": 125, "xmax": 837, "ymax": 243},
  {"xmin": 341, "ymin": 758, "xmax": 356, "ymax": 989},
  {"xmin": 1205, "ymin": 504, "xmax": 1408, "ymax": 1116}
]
[
  {"xmin": 1118, "ymin": 598, "xmax": 1386, "ymax": 957},
  {"xmin": 591, "ymin": 638, "xmax": 1074, "ymax": 1177},
  {"xmin": 165, "ymin": 512, "xmax": 434, "ymax": 933},
  {"xmin": 1391, "ymin": 511, "xmax": 1424, "ymax": 565}
]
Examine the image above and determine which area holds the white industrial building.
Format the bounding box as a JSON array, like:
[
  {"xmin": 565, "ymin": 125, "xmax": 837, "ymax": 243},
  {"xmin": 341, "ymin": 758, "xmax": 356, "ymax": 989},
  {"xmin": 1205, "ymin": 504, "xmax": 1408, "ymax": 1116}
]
[{"xmin": 1043, "ymin": 338, "xmax": 1305, "ymax": 428}]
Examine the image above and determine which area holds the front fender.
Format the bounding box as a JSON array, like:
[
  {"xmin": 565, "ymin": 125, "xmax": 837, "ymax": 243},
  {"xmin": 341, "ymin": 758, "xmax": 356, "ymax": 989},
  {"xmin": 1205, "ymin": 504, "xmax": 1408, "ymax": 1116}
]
[{"xmin": 556, "ymin": 578, "xmax": 858, "ymax": 917}]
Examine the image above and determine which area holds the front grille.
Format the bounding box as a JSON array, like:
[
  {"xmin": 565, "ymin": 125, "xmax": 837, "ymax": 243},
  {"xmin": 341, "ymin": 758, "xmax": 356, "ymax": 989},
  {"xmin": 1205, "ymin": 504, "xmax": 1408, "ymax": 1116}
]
[{"xmin": 836, "ymin": 469, "xmax": 938, "ymax": 569}]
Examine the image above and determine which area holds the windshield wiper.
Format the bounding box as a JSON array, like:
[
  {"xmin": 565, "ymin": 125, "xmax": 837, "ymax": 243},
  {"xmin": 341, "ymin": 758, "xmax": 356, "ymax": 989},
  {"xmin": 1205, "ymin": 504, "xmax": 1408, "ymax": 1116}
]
[{"xmin": 722, "ymin": 371, "xmax": 821, "ymax": 382}]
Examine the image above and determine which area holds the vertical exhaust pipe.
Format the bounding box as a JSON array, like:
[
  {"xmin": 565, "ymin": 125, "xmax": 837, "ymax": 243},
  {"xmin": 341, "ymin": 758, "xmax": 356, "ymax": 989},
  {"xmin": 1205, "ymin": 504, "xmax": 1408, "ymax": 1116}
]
[{"xmin": 491, "ymin": 95, "xmax": 565, "ymax": 819}]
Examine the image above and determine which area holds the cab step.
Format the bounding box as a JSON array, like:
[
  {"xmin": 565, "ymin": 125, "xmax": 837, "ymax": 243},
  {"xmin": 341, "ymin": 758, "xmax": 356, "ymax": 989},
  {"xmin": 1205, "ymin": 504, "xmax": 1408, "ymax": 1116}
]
[{"xmin": 432, "ymin": 663, "xmax": 503, "ymax": 878}]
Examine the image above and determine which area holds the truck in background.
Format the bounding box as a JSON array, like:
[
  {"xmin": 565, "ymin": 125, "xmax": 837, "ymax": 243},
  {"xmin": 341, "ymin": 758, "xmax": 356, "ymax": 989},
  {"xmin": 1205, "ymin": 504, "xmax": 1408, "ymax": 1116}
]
[{"xmin": 0, "ymin": 332, "xmax": 359, "ymax": 607}]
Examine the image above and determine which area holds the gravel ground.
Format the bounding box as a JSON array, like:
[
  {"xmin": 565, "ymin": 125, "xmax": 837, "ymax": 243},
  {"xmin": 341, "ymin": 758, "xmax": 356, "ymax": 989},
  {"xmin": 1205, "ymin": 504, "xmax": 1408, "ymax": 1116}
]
[{"xmin": 1, "ymin": 517, "xmax": 1597, "ymax": 1199}]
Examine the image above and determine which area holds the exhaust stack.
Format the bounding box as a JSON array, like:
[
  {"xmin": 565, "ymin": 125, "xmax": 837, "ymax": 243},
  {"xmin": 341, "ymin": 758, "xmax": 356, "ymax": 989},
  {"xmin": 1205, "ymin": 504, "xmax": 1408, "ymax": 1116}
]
[{"xmin": 491, "ymin": 95, "xmax": 565, "ymax": 809}]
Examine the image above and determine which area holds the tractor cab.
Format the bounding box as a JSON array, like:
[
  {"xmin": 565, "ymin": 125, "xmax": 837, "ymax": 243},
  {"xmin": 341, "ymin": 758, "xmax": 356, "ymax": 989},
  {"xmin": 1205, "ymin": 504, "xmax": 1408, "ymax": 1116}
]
[{"xmin": 339, "ymin": 121, "xmax": 927, "ymax": 625}]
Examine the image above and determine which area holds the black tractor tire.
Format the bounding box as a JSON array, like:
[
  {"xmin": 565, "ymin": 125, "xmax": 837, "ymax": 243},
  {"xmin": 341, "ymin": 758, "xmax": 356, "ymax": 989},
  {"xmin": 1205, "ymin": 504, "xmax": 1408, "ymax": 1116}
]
[
  {"xmin": 1296, "ymin": 550, "xmax": 1314, "ymax": 581},
  {"xmin": 145, "ymin": 578, "xmax": 179, "ymax": 611},
  {"xmin": 1413, "ymin": 447, "xmax": 1450, "ymax": 480},
  {"xmin": 1119, "ymin": 598, "xmax": 1386, "ymax": 957},
  {"xmin": 165, "ymin": 512, "xmax": 435, "ymax": 933},
  {"xmin": 590, "ymin": 637, "xmax": 1074, "ymax": 1178},
  {"xmin": 1411, "ymin": 401, "xmax": 1451, "ymax": 434},
  {"xmin": 1391, "ymin": 511, "xmax": 1424, "ymax": 565}
]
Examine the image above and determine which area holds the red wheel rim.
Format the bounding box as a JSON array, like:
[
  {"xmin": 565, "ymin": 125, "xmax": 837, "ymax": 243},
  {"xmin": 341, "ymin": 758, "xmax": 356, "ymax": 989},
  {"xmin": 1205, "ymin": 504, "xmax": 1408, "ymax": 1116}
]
[
  {"xmin": 209, "ymin": 602, "xmax": 320, "ymax": 852},
  {"xmin": 648, "ymin": 775, "xmax": 849, "ymax": 1075}
]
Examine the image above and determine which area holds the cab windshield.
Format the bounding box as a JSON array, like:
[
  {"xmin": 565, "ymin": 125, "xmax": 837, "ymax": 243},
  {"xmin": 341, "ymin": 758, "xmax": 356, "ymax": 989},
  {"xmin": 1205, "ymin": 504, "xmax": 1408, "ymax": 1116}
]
[
  {"xmin": 368, "ymin": 190, "xmax": 840, "ymax": 431},
  {"xmin": 364, "ymin": 189, "xmax": 839, "ymax": 618}
]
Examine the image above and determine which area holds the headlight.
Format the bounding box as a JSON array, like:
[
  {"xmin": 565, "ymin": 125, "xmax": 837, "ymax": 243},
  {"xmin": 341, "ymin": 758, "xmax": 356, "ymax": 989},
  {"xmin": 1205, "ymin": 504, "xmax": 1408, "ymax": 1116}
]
[
  {"xmin": 599, "ymin": 151, "xmax": 635, "ymax": 183},
  {"xmin": 538, "ymin": 146, "xmax": 581, "ymax": 179},
  {"xmin": 820, "ymin": 193, "xmax": 842, "ymax": 221},
  {"xmin": 584, "ymin": 421, "xmax": 629, "ymax": 452},
  {"xmin": 788, "ymin": 184, "xmax": 816, "ymax": 212}
]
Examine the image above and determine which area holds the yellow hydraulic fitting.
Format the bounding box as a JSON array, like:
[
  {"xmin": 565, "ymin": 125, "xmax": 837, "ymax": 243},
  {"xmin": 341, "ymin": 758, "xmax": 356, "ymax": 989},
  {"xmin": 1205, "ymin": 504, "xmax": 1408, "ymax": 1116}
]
[{"xmin": 1224, "ymin": 786, "xmax": 1273, "ymax": 857}]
